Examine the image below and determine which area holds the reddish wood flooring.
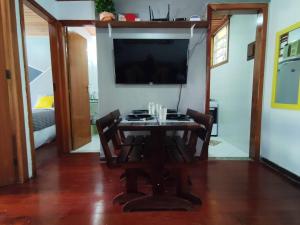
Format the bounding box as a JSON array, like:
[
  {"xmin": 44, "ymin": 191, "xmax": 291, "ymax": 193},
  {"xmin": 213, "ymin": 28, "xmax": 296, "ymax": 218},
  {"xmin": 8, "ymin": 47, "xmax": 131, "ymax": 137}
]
[
  {"xmin": 35, "ymin": 142, "xmax": 58, "ymax": 169},
  {"xmin": 0, "ymin": 146, "xmax": 299, "ymax": 225}
]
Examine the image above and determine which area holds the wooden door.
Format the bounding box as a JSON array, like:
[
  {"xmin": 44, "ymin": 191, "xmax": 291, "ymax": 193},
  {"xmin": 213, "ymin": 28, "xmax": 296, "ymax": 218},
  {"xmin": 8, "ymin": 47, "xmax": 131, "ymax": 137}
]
[
  {"xmin": 0, "ymin": 15, "xmax": 16, "ymax": 186},
  {"xmin": 67, "ymin": 32, "xmax": 91, "ymax": 149}
]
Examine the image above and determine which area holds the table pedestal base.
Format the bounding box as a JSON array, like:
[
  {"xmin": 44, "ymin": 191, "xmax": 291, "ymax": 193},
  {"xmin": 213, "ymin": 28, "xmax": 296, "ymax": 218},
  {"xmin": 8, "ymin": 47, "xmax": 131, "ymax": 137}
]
[
  {"xmin": 177, "ymin": 192, "xmax": 202, "ymax": 205},
  {"xmin": 123, "ymin": 195, "xmax": 194, "ymax": 212},
  {"xmin": 113, "ymin": 192, "xmax": 146, "ymax": 205}
]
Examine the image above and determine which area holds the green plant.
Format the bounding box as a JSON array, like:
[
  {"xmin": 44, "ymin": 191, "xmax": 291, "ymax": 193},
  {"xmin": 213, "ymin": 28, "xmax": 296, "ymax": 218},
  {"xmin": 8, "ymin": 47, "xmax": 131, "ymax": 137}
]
[{"xmin": 95, "ymin": 0, "xmax": 116, "ymax": 13}]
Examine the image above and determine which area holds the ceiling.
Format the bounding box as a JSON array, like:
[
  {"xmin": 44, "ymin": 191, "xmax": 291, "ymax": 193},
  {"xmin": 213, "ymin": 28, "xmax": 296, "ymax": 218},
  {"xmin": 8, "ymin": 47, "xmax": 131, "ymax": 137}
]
[
  {"xmin": 24, "ymin": 4, "xmax": 95, "ymax": 37},
  {"xmin": 211, "ymin": 14, "xmax": 229, "ymax": 34},
  {"xmin": 24, "ymin": 5, "xmax": 49, "ymax": 36}
]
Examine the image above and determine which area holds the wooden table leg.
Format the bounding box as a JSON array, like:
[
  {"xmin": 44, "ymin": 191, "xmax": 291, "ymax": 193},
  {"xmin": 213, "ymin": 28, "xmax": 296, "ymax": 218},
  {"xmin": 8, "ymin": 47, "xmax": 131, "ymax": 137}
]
[
  {"xmin": 123, "ymin": 129, "xmax": 194, "ymax": 212},
  {"xmin": 176, "ymin": 167, "xmax": 202, "ymax": 205},
  {"xmin": 114, "ymin": 168, "xmax": 145, "ymax": 205}
]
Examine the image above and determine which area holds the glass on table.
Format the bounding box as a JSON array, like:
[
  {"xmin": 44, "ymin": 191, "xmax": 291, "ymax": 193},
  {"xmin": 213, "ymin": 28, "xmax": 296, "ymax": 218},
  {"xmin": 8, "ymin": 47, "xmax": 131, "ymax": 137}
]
[
  {"xmin": 148, "ymin": 102, "xmax": 155, "ymax": 115},
  {"xmin": 159, "ymin": 106, "xmax": 167, "ymax": 121}
]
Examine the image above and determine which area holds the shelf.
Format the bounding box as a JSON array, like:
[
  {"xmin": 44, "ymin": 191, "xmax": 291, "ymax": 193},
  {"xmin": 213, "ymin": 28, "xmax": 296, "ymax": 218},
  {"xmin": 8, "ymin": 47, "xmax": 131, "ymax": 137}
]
[
  {"xmin": 59, "ymin": 20, "xmax": 208, "ymax": 29},
  {"xmin": 95, "ymin": 21, "xmax": 208, "ymax": 29}
]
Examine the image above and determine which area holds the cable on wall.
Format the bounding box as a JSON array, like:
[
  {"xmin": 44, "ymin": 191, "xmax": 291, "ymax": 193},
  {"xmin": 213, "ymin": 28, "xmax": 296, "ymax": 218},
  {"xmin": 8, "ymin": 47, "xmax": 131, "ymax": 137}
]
[{"xmin": 176, "ymin": 83, "xmax": 183, "ymax": 112}]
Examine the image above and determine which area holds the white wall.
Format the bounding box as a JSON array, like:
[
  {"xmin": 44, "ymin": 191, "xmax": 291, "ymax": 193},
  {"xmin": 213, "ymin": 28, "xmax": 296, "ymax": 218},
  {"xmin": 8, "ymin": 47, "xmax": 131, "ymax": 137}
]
[
  {"xmin": 210, "ymin": 15, "xmax": 257, "ymax": 153},
  {"xmin": 113, "ymin": 0, "xmax": 269, "ymax": 21},
  {"xmin": 87, "ymin": 37, "xmax": 99, "ymax": 98},
  {"xmin": 261, "ymin": 0, "xmax": 300, "ymax": 176},
  {"xmin": 114, "ymin": 0, "xmax": 210, "ymax": 21},
  {"xmin": 35, "ymin": 0, "xmax": 95, "ymax": 20},
  {"xmin": 97, "ymin": 28, "xmax": 206, "ymax": 116},
  {"xmin": 96, "ymin": 0, "xmax": 208, "ymax": 117},
  {"xmin": 35, "ymin": 0, "xmax": 57, "ymax": 17},
  {"xmin": 25, "ymin": 36, "xmax": 54, "ymax": 107},
  {"xmin": 26, "ymin": 36, "xmax": 51, "ymax": 71},
  {"xmin": 29, "ymin": 69, "xmax": 53, "ymax": 107},
  {"xmin": 35, "ymin": 0, "xmax": 269, "ymax": 20},
  {"xmin": 55, "ymin": 1, "xmax": 95, "ymax": 20}
]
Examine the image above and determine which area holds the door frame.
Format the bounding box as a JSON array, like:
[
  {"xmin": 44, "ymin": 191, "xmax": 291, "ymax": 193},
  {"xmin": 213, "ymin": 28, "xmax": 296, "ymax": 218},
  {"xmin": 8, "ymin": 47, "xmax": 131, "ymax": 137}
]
[
  {"xmin": 0, "ymin": 0, "xmax": 31, "ymax": 183},
  {"xmin": 205, "ymin": 3, "xmax": 268, "ymax": 161},
  {"xmin": 0, "ymin": 2, "xmax": 17, "ymax": 186},
  {"xmin": 19, "ymin": 0, "xmax": 72, "ymax": 177},
  {"xmin": 58, "ymin": 20, "xmax": 98, "ymax": 152}
]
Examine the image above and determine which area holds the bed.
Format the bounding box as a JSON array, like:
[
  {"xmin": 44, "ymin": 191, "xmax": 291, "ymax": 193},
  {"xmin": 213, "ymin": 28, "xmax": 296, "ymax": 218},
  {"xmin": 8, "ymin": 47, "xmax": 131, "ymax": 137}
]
[{"xmin": 32, "ymin": 108, "xmax": 56, "ymax": 149}]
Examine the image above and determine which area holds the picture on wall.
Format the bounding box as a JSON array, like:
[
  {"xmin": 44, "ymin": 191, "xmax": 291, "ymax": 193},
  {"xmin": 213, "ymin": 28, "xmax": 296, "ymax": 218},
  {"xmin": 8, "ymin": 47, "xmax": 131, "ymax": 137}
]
[{"xmin": 272, "ymin": 22, "xmax": 300, "ymax": 110}]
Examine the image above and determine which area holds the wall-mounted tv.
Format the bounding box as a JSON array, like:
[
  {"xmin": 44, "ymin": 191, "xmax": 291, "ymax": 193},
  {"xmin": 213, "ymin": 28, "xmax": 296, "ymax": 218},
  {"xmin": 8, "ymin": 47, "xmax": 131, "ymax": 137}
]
[{"xmin": 113, "ymin": 39, "xmax": 189, "ymax": 84}]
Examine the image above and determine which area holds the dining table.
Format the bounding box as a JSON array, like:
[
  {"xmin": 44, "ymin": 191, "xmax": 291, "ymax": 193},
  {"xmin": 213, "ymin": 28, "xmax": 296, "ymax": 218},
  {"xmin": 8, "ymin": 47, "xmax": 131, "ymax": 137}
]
[{"xmin": 118, "ymin": 114, "xmax": 203, "ymax": 211}]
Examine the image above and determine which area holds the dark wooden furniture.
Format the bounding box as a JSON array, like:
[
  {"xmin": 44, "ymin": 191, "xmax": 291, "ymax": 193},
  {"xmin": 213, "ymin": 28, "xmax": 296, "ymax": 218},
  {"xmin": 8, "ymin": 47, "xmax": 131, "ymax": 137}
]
[
  {"xmin": 110, "ymin": 109, "xmax": 146, "ymax": 146},
  {"xmin": 181, "ymin": 109, "xmax": 214, "ymax": 156},
  {"xmin": 110, "ymin": 109, "xmax": 126, "ymax": 142},
  {"xmin": 97, "ymin": 109, "xmax": 213, "ymax": 211},
  {"xmin": 166, "ymin": 109, "xmax": 213, "ymax": 159},
  {"xmin": 96, "ymin": 112, "xmax": 147, "ymax": 204},
  {"xmin": 118, "ymin": 118, "xmax": 205, "ymax": 211},
  {"xmin": 168, "ymin": 110, "xmax": 214, "ymax": 204}
]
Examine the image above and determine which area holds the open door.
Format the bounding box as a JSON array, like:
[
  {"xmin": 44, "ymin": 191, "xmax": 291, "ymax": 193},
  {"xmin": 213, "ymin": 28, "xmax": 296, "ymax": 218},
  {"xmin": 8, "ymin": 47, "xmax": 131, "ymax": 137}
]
[
  {"xmin": 0, "ymin": 18, "xmax": 16, "ymax": 186},
  {"xmin": 67, "ymin": 32, "xmax": 91, "ymax": 149}
]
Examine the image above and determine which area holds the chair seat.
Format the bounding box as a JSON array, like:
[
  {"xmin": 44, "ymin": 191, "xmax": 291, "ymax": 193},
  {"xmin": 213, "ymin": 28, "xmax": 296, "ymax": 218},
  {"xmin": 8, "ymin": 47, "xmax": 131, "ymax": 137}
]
[
  {"xmin": 165, "ymin": 136, "xmax": 194, "ymax": 164},
  {"xmin": 116, "ymin": 135, "xmax": 149, "ymax": 166},
  {"xmin": 116, "ymin": 145, "xmax": 141, "ymax": 163},
  {"xmin": 125, "ymin": 135, "xmax": 146, "ymax": 146}
]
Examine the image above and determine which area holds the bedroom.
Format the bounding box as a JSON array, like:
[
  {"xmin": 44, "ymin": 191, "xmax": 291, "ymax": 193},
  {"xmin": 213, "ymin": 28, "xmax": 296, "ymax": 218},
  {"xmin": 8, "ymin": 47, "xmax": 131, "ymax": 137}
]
[{"xmin": 23, "ymin": 5, "xmax": 57, "ymax": 164}]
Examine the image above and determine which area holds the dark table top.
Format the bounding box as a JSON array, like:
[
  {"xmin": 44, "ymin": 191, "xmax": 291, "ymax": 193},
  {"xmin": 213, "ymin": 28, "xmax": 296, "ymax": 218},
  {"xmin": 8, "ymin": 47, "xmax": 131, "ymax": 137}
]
[{"xmin": 118, "ymin": 117, "xmax": 202, "ymax": 131}]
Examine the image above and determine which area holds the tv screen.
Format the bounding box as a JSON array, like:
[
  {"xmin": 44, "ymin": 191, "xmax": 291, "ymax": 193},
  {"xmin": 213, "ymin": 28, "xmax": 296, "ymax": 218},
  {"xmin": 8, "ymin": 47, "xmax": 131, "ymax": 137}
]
[{"xmin": 113, "ymin": 39, "xmax": 189, "ymax": 84}]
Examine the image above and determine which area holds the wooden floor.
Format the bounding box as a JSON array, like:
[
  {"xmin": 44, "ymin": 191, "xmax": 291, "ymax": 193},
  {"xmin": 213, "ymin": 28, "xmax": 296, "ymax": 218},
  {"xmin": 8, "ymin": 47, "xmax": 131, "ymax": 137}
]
[
  {"xmin": 0, "ymin": 146, "xmax": 299, "ymax": 225},
  {"xmin": 35, "ymin": 142, "xmax": 59, "ymax": 168}
]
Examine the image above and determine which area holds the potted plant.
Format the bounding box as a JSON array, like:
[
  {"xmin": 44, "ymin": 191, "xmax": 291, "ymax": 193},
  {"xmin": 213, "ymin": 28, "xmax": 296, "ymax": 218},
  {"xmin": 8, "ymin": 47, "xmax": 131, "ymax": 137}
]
[{"xmin": 95, "ymin": 0, "xmax": 116, "ymax": 21}]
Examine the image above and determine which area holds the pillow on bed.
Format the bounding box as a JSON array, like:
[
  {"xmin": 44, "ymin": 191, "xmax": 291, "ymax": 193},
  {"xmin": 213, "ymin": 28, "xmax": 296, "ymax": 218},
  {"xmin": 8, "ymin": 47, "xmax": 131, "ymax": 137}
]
[{"xmin": 34, "ymin": 96, "xmax": 54, "ymax": 109}]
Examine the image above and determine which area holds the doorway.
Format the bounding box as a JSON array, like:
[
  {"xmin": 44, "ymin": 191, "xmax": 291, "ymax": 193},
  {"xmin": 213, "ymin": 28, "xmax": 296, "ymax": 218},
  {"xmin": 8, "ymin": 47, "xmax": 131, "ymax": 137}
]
[
  {"xmin": 209, "ymin": 14, "xmax": 257, "ymax": 158},
  {"xmin": 22, "ymin": 4, "xmax": 58, "ymax": 167},
  {"xmin": 65, "ymin": 26, "xmax": 101, "ymax": 154},
  {"xmin": 206, "ymin": 4, "xmax": 268, "ymax": 160}
]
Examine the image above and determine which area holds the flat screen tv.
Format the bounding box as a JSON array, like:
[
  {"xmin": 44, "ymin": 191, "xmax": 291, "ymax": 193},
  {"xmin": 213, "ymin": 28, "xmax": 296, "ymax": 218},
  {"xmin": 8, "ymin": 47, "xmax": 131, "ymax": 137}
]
[{"xmin": 113, "ymin": 39, "xmax": 189, "ymax": 84}]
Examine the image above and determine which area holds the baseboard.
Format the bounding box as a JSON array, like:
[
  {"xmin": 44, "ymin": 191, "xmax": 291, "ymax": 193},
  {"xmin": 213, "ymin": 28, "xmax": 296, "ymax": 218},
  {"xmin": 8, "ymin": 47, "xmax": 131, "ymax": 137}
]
[{"xmin": 261, "ymin": 157, "xmax": 300, "ymax": 185}]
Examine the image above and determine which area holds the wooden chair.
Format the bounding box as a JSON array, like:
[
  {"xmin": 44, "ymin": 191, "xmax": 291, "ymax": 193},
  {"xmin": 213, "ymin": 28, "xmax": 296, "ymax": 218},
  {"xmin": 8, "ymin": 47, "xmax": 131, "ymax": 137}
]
[
  {"xmin": 110, "ymin": 109, "xmax": 126, "ymax": 142},
  {"xmin": 110, "ymin": 109, "xmax": 147, "ymax": 150},
  {"xmin": 96, "ymin": 112, "xmax": 147, "ymax": 204},
  {"xmin": 166, "ymin": 109, "xmax": 213, "ymax": 160},
  {"xmin": 177, "ymin": 108, "xmax": 214, "ymax": 161},
  {"xmin": 166, "ymin": 109, "xmax": 213, "ymax": 204}
]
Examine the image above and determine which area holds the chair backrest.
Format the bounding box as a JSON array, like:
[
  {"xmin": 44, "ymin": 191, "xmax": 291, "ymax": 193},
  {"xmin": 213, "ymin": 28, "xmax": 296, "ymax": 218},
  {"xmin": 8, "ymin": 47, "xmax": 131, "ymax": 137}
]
[
  {"xmin": 188, "ymin": 109, "xmax": 213, "ymax": 150},
  {"xmin": 183, "ymin": 109, "xmax": 214, "ymax": 156},
  {"xmin": 111, "ymin": 109, "xmax": 121, "ymax": 122},
  {"xmin": 96, "ymin": 112, "xmax": 122, "ymax": 167},
  {"xmin": 110, "ymin": 109, "xmax": 126, "ymax": 141}
]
